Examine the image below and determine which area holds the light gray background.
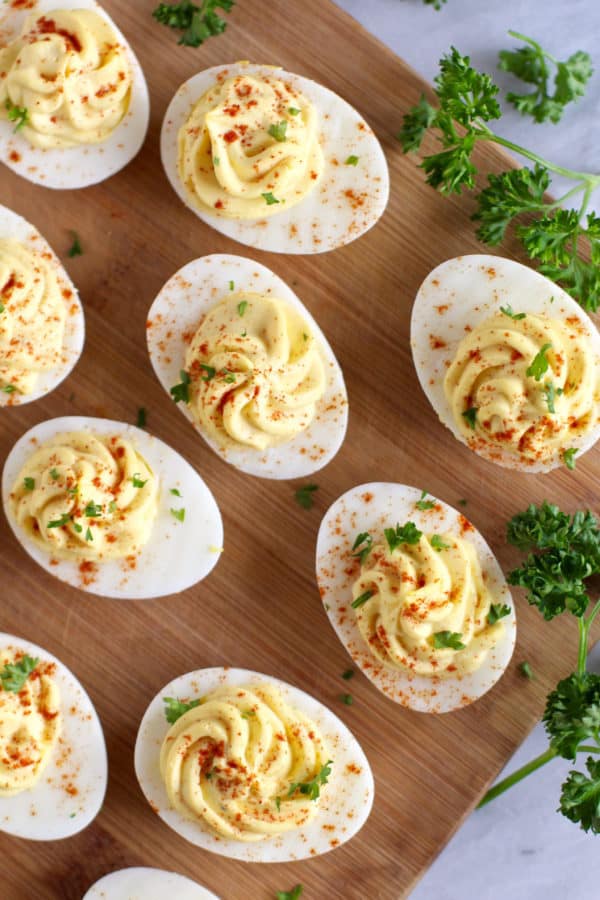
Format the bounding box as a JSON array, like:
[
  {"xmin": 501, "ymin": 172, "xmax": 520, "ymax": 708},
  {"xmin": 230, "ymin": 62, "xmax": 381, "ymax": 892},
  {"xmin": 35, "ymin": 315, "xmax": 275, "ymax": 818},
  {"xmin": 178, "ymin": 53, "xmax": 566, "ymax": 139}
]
[{"xmin": 334, "ymin": 1, "xmax": 600, "ymax": 898}]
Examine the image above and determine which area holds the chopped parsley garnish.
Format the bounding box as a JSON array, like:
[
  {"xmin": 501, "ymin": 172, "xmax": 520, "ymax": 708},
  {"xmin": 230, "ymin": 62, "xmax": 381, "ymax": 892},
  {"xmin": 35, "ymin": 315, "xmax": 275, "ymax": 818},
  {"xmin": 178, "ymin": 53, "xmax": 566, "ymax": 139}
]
[
  {"xmin": 237, "ymin": 299, "xmax": 248, "ymax": 316},
  {"xmin": 385, "ymin": 522, "xmax": 422, "ymax": 552},
  {"xmin": 152, "ymin": 0, "xmax": 235, "ymax": 48},
  {"xmin": 213, "ymin": 156, "xmax": 220, "ymax": 165},
  {"xmin": 431, "ymin": 534, "xmax": 451, "ymax": 551},
  {"xmin": 345, "ymin": 155, "xmax": 360, "ymax": 166},
  {"xmin": 352, "ymin": 532, "xmax": 373, "ymax": 565},
  {"xmin": 0, "ymin": 304, "xmax": 4, "ymax": 313},
  {"xmin": 229, "ymin": 280, "xmax": 234, "ymax": 291},
  {"xmin": 200, "ymin": 363, "xmax": 216, "ymax": 381},
  {"xmin": 163, "ymin": 696, "xmax": 201, "ymax": 724},
  {"xmin": 288, "ymin": 107, "xmax": 301, "ymax": 116},
  {"xmin": 222, "ymin": 369, "xmax": 236, "ymax": 384},
  {"xmin": 268, "ymin": 120, "xmax": 288, "ymax": 142},
  {"xmin": 67, "ymin": 231, "xmax": 83, "ymax": 258},
  {"xmin": 458, "ymin": 498, "xmax": 468, "ymax": 506},
  {"xmin": 416, "ymin": 490, "xmax": 436, "ymax": 510},
  {"xmin": 170, "ymin": 507, "xmax": 186, "ymax": 522},
  {"xmin": 131, "ymin": 473, "xmax": 148, "ymax": 488},
  {"xmin": 432, "ymin": 631, "xmax": 466, "ymax": 650},
  {"xmin": 2, "ymin": 384, "xmax": 16, "ymax": 394},
  {"xmin": 287, "ymin": 760, "xmax": 333, "ymax": 801},
  {"xmin": 526, "ymin": 342, "xmax": 552, "ymax": 381},
  {"xmin": 519, "ymin": 661, "xmax": 533, "ymax": 679},
  {"xmin": 351, "ymin": 589, "xmax": 375, "ymax": 609},
  {"xmin": 294, "ymin": 484, "xmax": 318, "ymax": 510},
  {"xmin": 108, "ymin": 500, "xmax": 117, "ymax": 514},
  {"xmin": 488, "ymin": 602, "xmax": 511, "ymax": 625},
  {"xmin": 170, "ymin": 370, "xmax": 191, "ymax": 404},
  {"xmin": 342, "ymin": 668, "xmax": 354, "ymax": 680},
  {"xmin": 563, "ymin": 447, "xmax": 578, "ymax": 470},
  {"xmin": 340, "ymin": 693, "xmax": 353, "ymax": 705},
  {"xmin": 47, "ymin": 513, "xmax": 71, "ymax": 529},
  {"xmin": 500, "ymin": 305, "xmax": 526, "ymax": 320},
  {"xmin": 543, "ymin": 380, "xmax": 563, "ymax": 414},
  {"xmin": 276, "ymin": 888, "xmax": 303, "ymax": 900},
  {"xmin": 262, "ymin": 192, "xmax": 280, "ymax": 205},
  {"xmin": 170, "ymin": 488, "xmax": 182, "ymax": 497},
  {"xmin": 275, "ymin": 796, "xmax": 282, "ymax": 812},
  {"xmin": 24, "ymin": 477, "xmax": 35, "ymax": 491},
  {"xmin": 0, "ymin": 655, "xmax": 38, "ymax": 693},
  {"xmin": 73, "ymin": 522, "xmax": 83, "ymax": 534},
  {"xmin": 67, "ymin": 485, "xmax": 79, "ymax": 496},
  {"xmin": 137, "ymin": 407, "xmax": 147, "ymax": 429},
  {"xmin": 49, "ymin": 468, "xmax": 60, "ymax": 481},
  {"xmin": 241, "ymin": 709, "xmax": 256, "ymax": 719},
  {"xmin": 84, "ymin": 501, "xmax": 103, "ymax": 518},
  {"xmin": 4, "ymin": 98, "xmax": 28, "ymax": 132},
  {"xmin": 85, "ymin": 527, "xmax": 93, "ymax": 542},
  {"xmin": 462, "ymin": 406, "xmax": 478, "ymax": 430}
]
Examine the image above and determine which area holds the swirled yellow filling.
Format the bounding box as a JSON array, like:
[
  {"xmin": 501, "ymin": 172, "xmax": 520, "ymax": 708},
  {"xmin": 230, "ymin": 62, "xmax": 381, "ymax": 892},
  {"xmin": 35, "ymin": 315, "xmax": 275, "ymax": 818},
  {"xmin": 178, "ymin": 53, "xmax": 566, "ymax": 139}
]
[
  {"xmin": 352, "ymin": 528, "xmax": 504, "ymax": 676},
  {"xmin": 0, "ymin": 652, "xmax": 60, "ymax": 796},
  {"xmin": 444, "ymin": 312, "xmax": 598, "ymax": 464},
  {"xmin": 0, "ymin": 8, "xmax": 132, "ymax": 149},
  {"xmin": 10, "ymin": 431, "xmax": 159, "ymax": 561},
  {"xmin": 160, "ymin": 683, "xmax": 329, "ymax": 842},
  {"xmin": 0, "ymin": 239, "xmax": 69, "ymax": 394},
  {"xmin": 177, "ymin": 72, "xmax": 323, "ymax": 219},
  {"xmin": 185, "ymin": 292, "xmax": 326, "ymax": 450}
]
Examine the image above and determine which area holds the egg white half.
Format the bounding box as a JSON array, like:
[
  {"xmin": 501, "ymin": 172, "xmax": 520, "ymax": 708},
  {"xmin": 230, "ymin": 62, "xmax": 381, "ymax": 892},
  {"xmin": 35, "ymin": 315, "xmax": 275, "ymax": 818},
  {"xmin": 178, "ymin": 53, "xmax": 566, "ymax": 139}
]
[
  {"xmin": 1, "ymin": 416, "xmax": 223, "ymax": 599},
  {"xmin": 134, "ymin": 667, "xmax": 374, "ymax": 862},
  {"xmin": 161, "ymin": 62, "xmax": 389, "ymax": 254},
  {"xmin": 83, "ymin": 868, "xmax": 220, "ymax": 900},
  {"xmin": 0, "ymin": 0, "xmax": 150, "ymax": 189},
  {"xmin": 411, "ymin": 254, "xmax": 600, "ymax": 472},
  {"xmin": 0, "ymin": 631, "xmax": 107, "ymax": 840},
  {"xmin": 147, "ymin": 254, "xmax": 348, "ymax": 479},
  {"xmin": 0, "ymin": 203, "xmax": 84, "ymax": 406},
  {"xmin": 316, "ymin": 482, "xmax": 516, "ymax": 713}
]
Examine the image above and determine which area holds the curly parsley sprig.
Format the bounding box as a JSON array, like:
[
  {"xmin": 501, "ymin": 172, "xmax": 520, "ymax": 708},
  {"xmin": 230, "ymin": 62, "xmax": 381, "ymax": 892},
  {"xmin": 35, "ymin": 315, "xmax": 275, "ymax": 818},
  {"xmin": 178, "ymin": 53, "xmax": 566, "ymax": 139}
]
[
  {"xmin": 398, "ymin": 42, "xmax": 600, "ymax": 311},
  {"xmin": 478, "ymin": 503, "xmax": 600, "ymax": 833},
  {"xmin": 153, "ymin": 0, "xmax": 235, "ymax": 47}
]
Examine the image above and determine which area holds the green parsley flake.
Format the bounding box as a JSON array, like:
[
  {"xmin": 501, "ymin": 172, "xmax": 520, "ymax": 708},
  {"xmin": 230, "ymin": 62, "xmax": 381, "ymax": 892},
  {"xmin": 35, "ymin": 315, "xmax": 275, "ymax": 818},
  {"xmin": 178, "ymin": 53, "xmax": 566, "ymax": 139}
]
[
  {"xmin": 262, "ymin": 192, "xmax": 280, "ymax": 205},
  {"xmin": 431, "ymin": 534, "xmax": 451, "ymax": 551},
  {"xmin": 345, "ymin": 155, "xmax": 359, "ymax": 165},
  {"xmin": 500, "ymin": 305, "xmax": 526, "ymax": 320},
  {"xmin": 294, "ymin": 484, "xmax": 318, "ymax": 510},
  {"xmin": 526, "ymin": 342, "xmax": 552, "ymax": 381},
  {"xmin": 462, "ymin": 406, "xmax": 478, "ymax": 429},
  {"xmin": 48, "ymin": 513, "xmax": 71, "ymax": 529},
  {"xmin": 131, "ymin": 473, "xmax": 148, "ymax": 488},
  {"xmin": 137, "ymin": 407, "xmax": 147, "ymax": 429},
  {"xmin": 519, "ymin": 661, "xmax": 533, "ymax": 679},
  {"xmin": 0, "ymin": 655, "xmax": 38, "ymax": 692},
  {"xmin": 385, "ymin": 522, "xmax": 422, "ymax": 552},
  {"xmin": 2, "ymin": 384, "xmax": 16, "ymax": 394},
  {"xmin": 200, "ymin": 363, "xmax": 216, "ymax": 382},
  {"xmin": 416, "ymin": 490, "xmax": 435, "ymax": 510},
  {"xmin": 171, "ymin": 507, "xmax": 185, "ymax": 523},
  {"xmin": 268, "ymin": 120, "xmax": 288, "ymax": 142},
  {"xmin": 352, "ymin": 532, "xmax": 373, "ymax": 565},
  {"xmin": 163, "ymin": 697, "xmax": 200, "ymax": 725},
  {"xmin": 170, "ymin": 370, "xmax": 191, "ymax": 404},
  {"xmin": 170, "ymin": 488, "xmax": 182, "ymax": 497},
  {"xmin": 288, "ymin": 107, "xmax": 301, "ymax": 116},
  {"xmin": 432, "ymin": 631, "xmax": 465, "ymax": 650},
  {"xmin": 237, "ymin": 300, "xmax": 248, "ymax": 316},
  {"xmin": 340, "ymin": 693, "xmax": 353, "ymax": 705},
  {"xmin": 351, "ymin": 588, "xmax": 375, "ymax": 609},
  {"xmin": 342, "ymin": 668, "xmax": 354, "ymax": 680},
  {"xmin": 49, "ymin": 468, "xmax": 60, "ymax": 481},
  {"xmin": 67, "ymin": 231, "xmax": 83, "ymax": 258},
  {"xmin": 84, "ymin": 501, "xmax": 102, "ymax": 518},
  {"xmin": 4, "ymin": 98, "xmax": 28, "ymax": 132},
  {"xmin": 24, "ymin": 477, "xmax": 35, "ymax": 491},
  {"xmin": 487, "ymin": 602, "xmax": 511, "ymax": 625},
  {"xmin": 85, "ymin": 527, "xmax": 93, "ymax": 542},
  {"xmin": 563, "ymin": 447, "xmax": 578, "ymax": 470},
  {"xmin": 288, "ymin": 760, "xmax": 333, "ymax": 801}
]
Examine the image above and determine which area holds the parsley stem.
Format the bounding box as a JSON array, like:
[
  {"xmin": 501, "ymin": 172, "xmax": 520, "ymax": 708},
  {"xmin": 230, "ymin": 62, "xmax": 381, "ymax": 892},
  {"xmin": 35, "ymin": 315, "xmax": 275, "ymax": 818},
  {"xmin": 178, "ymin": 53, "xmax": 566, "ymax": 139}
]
[
  {"xmin": 578, "ymin": 615, "xmax": 589, "ymax": 677},
  {"xmin": 578, "ymin": 745, "xmax": 600, "ymax": 754},
  {"xmin": 477, "ymin": 125, "xmax": 600, "ymax": 184},
  {"xmin": 477, "ymin": 746, "xmax": 558, "ymax": 808}
]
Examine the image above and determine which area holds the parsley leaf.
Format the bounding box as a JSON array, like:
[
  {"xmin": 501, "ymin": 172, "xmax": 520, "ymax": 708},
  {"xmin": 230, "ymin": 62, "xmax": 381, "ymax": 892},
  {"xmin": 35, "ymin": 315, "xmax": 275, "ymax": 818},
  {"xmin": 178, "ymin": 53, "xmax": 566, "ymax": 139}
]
[
  {"xmin": 23, "ymin": 477, "xmax": 35, "ymax": 491},
  {"xmin": 200, "ymin": 363, "xmax": 216, "ymax": 381},
  {"xmin": 4, "ymin": 98, "xmax": 28, "ymax": 132},
  {"xmin": 67, "ymin": 231, "xmax": 83, "ymax": 258},
  {"xmin": 131, "ymin": 473, "xmax": 148, "ymax": 488},
  {"xmin": 462, "ymin": 406, "xmax": 478, "ymax": 429},
  {"xmin": 268, "ymin": 121, "xmax": 287, "ymax": 142},
  {"xmin": 563, "ymin": 448, "xmax": 578, "ymax": 470},
  {"xmin": 560, "ymin": 757, "xmax": 600, "ymax": 833},
  {"xmin": 163, "ymin": 696, "xmax": 201, "ymax": 724},
  {"xmin": 544, "ymin": 673, "xmax": 600, "ymax": 760},
  {"xmin": 520, "ymin": 661, "xmax": 534, "ymax": 679},
  {"xmin": 499, "ymin": 31, "xmax": 592, "ymax": 124},
  {"xmin": 294, "ymin": 484, "xmax": 318, "ymax": 510},
  {"xmin": 288, "ymin": 760, "xmax": 333, "ymax": 801},
  {"xmin": 170, "ymin": 507, "xmax": 186, "ymax": 523},
  {"xmin": 487, "ymin": 602, "xmax": 511, "ymax": 625},
  {"xmin": 385, "ymin": 522, "xmax": 422, "ymax": 552},
  {"xmin": 543, "ymin": 380, "xmax": 563, "ymax": 414},
  {"xmin": 431, "ymin": 534, "xmax": 451, "ymax": 551},
  {"xmin": 345, "ymin": 155, "xmax": 359, "ymax": 166},
  {"xmin": 416, "ymin": 490, "xmax": 436, "ymax": 510},
  {"xmin": 432, "ymin": 631, "xmax": 465, "ymax": 650},
  {"xmin": 276, "ymin": 887, "xmax": 303, "ymax": 900},
  {"xmin": 0, "ymin": 655, "xmax": 38, "ymax": 692},
  {"xmin": 237, "ymin": 300, "xmax": 247, "ymax": 316},
  {"xmin": 47, "ymin": 513, "xmax": 71, "ymax": 529},
  {"xmin": 288, "ymin": 107, "xmax": 301, "ymax": 116},
  {"xmin": 500, "ymin": 304, "xmax": 526, "ymax": 320},
  {"xmin": 262, "ymin": 192, "xmax": 280, "ymax": 206},
  {"xmin": 526, "ymin": 343, "xmax": 552, "ymax": 381},
  {"xmin": 342, "ymin": 668, "xmax": 354, "ymax": 680},
  {"xmin": 170, "ymin": 370, "xmax": 191, "ymax": 404},
  {"xmin": 340, "ymin": 693, "xmax": 353, "ymax": 705},
  {"xmin": 49, "ymin": 468, "xmax": 60, "ymax": 481},
  {"xmin": 152, "ymin": 0, "xmax": 235, "ymax": 47},
  {"xmin": 351, "ymin": 589, "xmax": 375, "ymax": 609},
  {"xmin": 84, "ymin": 501, "xmax": 103, "ymax": 518},
  {"xmin": 352, "ymin": 532, "xmax": 373, "ymax": 564}
]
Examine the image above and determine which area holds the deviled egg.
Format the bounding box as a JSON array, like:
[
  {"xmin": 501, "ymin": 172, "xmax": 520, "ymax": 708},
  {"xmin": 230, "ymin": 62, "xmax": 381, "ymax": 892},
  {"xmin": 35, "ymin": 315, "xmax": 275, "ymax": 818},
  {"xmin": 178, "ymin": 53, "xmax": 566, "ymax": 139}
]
[
  {"xmin": 316, "ymin": 483, "xmax": 516, "ymax": 713},
  {"xmin": 83, "ymin": 868, "xmax": 220, "ymax": 900},
  {"xmin": 0, "ymin": 0, "xmax": 150, "ymax": 188},
  {"xmin": 135, "ymin": 667, "xmax": 373, "ymax": 861},
  {"xmin": 147, "ymin": 254, "xmax": 348, "ymax": 479},
  {"xmin": 411, "ymin": 255, "xmax": 600, "ymax": 472},
  {"xmin": 0, "ymin": 632, "xmax": 106, "ymax": 840},
  {"xmin": 2, "ymin": 416, "xmax": 223, "ymax": 599},
  {"xmin": 161, "ymin": 62, "xmax": 389, "ymax": 253},
  {"xmin": 0, "ymin": 204, "xmax": 83, "ymax": 404}
]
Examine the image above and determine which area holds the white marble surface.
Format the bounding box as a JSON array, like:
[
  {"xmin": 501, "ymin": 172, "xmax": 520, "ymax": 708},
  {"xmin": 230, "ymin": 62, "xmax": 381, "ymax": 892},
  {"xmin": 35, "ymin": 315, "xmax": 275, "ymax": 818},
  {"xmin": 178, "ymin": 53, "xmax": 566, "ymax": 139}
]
[{"xmin": 333, "ymin": 1, "xmax": 600, "ymax": 898}]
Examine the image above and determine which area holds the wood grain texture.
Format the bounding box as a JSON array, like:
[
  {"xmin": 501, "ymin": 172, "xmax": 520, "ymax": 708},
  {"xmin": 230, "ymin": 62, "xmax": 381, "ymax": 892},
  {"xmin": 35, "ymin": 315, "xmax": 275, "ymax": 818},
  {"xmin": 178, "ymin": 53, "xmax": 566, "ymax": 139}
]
[{"xmin": 0, "ymin": 1, "xmax": 598, "ymax": 898}]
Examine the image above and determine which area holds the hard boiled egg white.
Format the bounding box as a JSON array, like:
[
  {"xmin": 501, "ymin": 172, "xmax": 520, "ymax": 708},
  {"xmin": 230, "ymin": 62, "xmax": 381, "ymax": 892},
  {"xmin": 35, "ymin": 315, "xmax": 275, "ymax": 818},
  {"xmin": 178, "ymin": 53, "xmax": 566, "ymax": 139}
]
[
  {"xmin": 0, "ymin": 0, "xmax": 149, "ymax": 189},
  {"xmin": 134, "ymin": 667, "xmax": 373, "ymax": 862},
  {"xmin": 0, "ymin": 204, "xmax": 84, "ymax": 406},
  {"xmin": 161, "ymin": 62, "xmax": 389, "ymax": 254},
  {"xmin": 0, "ymin": 631, "xmax": 106, "ymax": 840},
  {"xmin": 411, "ymin": 254, "xmax": 600, "ymax": 472},
  {"xmin": 2, "ymin": 416, "xmax": 223, "ymax": 599},
  {"xmin": 316, "ymin": 482, "xmax": 516, "ymax": 713},
  {"xmin": 83, "ymin": 868, "xmax": 220, "ymax": 900},
  {"xmin": 147, "ymin": 254, "xmax": 348, "ymax": 479}
]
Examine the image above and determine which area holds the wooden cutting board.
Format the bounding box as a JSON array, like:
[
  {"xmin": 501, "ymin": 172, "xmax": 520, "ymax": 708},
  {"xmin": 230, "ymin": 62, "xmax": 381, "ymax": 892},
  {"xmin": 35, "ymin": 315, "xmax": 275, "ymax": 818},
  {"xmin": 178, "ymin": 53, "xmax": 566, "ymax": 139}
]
[{"xmin": 1, "ymin": 1, "xmax": 598, "ymax": 898}]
